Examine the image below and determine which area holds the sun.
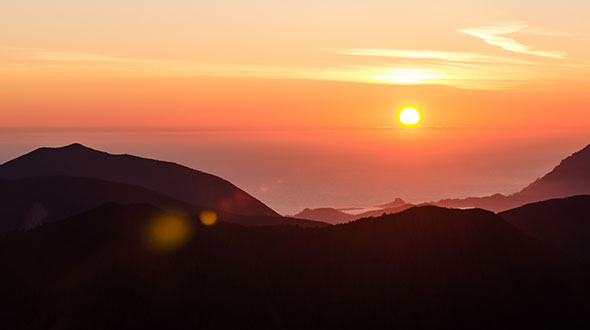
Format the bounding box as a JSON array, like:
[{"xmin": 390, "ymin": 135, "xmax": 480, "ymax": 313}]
[{"xmin": 399, "ymin": 107, "xmax": 421, "ymax": 126}]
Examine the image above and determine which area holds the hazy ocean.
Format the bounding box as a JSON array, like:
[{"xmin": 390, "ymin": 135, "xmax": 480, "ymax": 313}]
[{"xmin": 1, "ymin": 126, "xmax": 587, "ymax": 214}]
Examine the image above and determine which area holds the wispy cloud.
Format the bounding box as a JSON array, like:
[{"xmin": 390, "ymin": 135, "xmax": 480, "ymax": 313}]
[
  {"xmin": 365, "ymin": 67, "xmax": 450, "ymax": 84},
  {"xmin": 520, "ymin": 27, "xmax": 570, "ymax": 37},
  {"xmin": 31, "ymin": 51, "xmax": 134, "ymax": 62},
  {"xmin": 458, "ymin": 22, "xmax": 567, "ymax": 59},
  {"xmin": 338, "ymin": 23, "xmax": 589, "ymax": 90},
  {"xmin": 0, "ymin": 47, "xmax": 313, "ymax": 79},
  {"xmin": 1, "ymin": 38, "xmax": 587, "ymax": 91},
  {"xmin": 339, "ymin": 48, "xmax": 534, "ymax": 64},
  {"xmin": 340, "ymin": 63, "xmax": 538, "ymax": 90}
]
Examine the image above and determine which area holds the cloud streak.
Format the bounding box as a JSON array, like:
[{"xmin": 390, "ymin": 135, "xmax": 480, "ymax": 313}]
[
  {"xmin": 458, "ymin": 22, "xmax": 567, "ymax": 59},
  {"xmin": 340, "ymin": 48, "xmax": 534, "ymax": 64},
  {"xmin": 31, "ymin": 51, "xmax": 135, "ymax": 63},
  {"xmin": 1, "ymin": 35, "xmax": 587, "ymax": 91},
  {"xmin": 521, "ymin": 27, "xmax": 570, "ymax": 37},
  {"xmin": 365, "ymin": 67, "xmax": 450, "ymax": 84},
  {"xmin": 0, "ymin": 47, "xmax": 315, "ymax": 79}
]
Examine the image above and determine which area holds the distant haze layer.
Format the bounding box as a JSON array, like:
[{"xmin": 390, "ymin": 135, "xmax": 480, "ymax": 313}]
[{"xmin": 1, "ymin": 127, "xmax": 587, "ymax": 215}]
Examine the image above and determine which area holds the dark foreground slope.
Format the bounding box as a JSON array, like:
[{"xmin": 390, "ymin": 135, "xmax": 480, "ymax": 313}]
[
  {"xmin": 293, "ymin": 207, "xmax": 357, "ymax": 223},
  {"xmin": 500, "ymin": 195, "xmax": 590, "ymax": 263},
  {"xmin": 0, "ymin": 177, "xmax": 325, "ymax": 231},
  {"xmin": 0, "ymin": 143, "xmax": 278, "ymax": 217},
  {"xmin": 0, "ymin": 204, "xmax": 587, "ymax": 330},
  {"xmin": 0, "ymin": 176, "xmax": 197, "ymax": 231}
]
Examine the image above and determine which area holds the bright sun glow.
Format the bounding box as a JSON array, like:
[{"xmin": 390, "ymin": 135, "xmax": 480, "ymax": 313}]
[{"xmin": 399, "ymin": 107, "xmax": 421, "ymax": 126}]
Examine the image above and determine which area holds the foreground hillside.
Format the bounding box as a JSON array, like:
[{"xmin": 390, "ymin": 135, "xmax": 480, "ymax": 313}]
[
  {"xmin": 0, "ymin": 204, "xmax": 587, "ymax": 329},
  {"xmin": 500, "ymin": 195, "xmax": 590, "ymax": 262}
]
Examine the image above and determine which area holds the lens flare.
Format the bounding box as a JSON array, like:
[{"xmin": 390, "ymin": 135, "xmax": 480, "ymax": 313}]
[
  {"xmin": 200, "ymin": 210, "xmax": 218, "ymax": 226},
  {"xmin": 146, "ymin": 214, "xmax": 192, "ymax": 251}
]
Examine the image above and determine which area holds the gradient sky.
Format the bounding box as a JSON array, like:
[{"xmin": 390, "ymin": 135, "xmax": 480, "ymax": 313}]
[{"xmin": 1, "ymin": 1, "xmax": 589, "ymax": 213}]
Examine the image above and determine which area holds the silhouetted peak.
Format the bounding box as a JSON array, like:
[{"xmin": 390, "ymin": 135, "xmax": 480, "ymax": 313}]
[
  {"xmin": 62, "ymin": 143, "xmax": 92, "ymax": 150},
  {"xmin": 292, "ymin": 207, "xmax": 355, "ymax": 224},
  {"xmin": 31, "ymin": 143, "xmax": 99, "ymax": 156},
  {"xmin": 377, "ymin": 197, "xmax": 407, "ymax": 208},
  {"xmin": 555, "ymin": 143, "xmax": 590, "ymax": 165},
  {"xmin": 517, "ymin": 143, "xmax": 590, "ymax": 196}
]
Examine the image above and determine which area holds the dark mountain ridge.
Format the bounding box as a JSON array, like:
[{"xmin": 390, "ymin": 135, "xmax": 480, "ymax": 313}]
[
  {"xmin": 0, "ymin": 176, "xmax": 326, "ymax": 231},
  {"xmin": 0, "ymin": 176, "xmax": 196, "ymax": 232},
  {"xmin": 500, "ymin": 195, "xmax": 590, "ymax": 262},
  {"xmin": 293, "ymin": 207, "xmax": 357, "ymax": 223},
  {"xmin": 0, "ymin": 203, "xmax": 586, "ymax": 329},
  {"xmin": 0, "ymin": 143, "xmax": 278, "ymax": 217},
  {"xmin": 519, "ymin": 144, "xmax": 590, "ymax": 198}
]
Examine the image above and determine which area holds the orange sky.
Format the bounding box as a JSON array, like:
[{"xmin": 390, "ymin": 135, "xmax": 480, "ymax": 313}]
[
  {"xmin": 1, "ymin": 77, "xmax": 589, "ymax": 130},
  {"xmin": 1, "ymin": 1, "xmax": 589, "ymax": 212},
  {"xmin": 2, "ymin": 1, "xmax": 590, "ymax": 128}
]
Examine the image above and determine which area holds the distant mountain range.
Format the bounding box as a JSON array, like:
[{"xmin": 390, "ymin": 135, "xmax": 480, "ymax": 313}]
[
  {"xmin": 293, "ymin": 202, "xmax": 417, "ymax": 224},
  {"xmin": 0, "ymin": 144, "xmax": 329, "ymax": 230},
  {"xmin": 0, "ymin": 143, "xmax": 278, "ymax": 217},
  {"xmin": 295, "ymin": 143, "xmax": 590, "ymax": 222},
  {"xmin": 435, "ymin": 144, "xmax": 590, "ymax": 212},
  {"xmin": 376, "ymin": 197, "xmax": 407, "ymax": 208},
  {"xmin": 1, "ymin": 203, "xmax": 586, "ymax": 329}
]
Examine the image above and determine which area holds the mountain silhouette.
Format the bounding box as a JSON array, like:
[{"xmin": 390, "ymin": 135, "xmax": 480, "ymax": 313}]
[
  {"xmin": 0, "ymin": 143, "xmax": 278, "ymax": 217},
  {"xmin": 0, "ymin": 203, "xmax": 586, "ymax": 329},
  {"xmin": 436, "ymin": 144, "xmax": 590, "ymax": 212},
  {"xmin": 0, "ymin": 176, "xmax": 196, "ymax": 231},
  {"xmin": 435, "ymin": 193, "xmax": 521, "ymax": 213},
  {"xmin": 293, "ymin": 207, "xmax": 357, "ymax": 223},
  {"xmin": 500, "ymin": 195, "xmax": 590, "ymax": 262},
  {"xmin": 0, "ymin": 176, "xmax": 325, "ymax": 232},
  {"xmin": 518, "ymin": 145, "xmax": 590, "ymax": 199},
  {"xmin": 376, "ymin": 197, "xmax": 407, "ymax": 208},
  {"xmin": 293, "ymin": 203, "xmax": 416, "ymax": 224}
]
